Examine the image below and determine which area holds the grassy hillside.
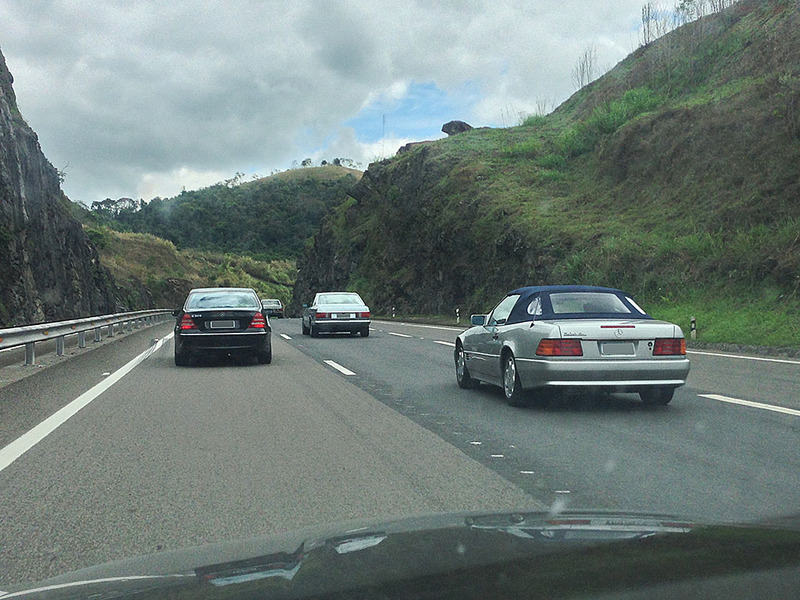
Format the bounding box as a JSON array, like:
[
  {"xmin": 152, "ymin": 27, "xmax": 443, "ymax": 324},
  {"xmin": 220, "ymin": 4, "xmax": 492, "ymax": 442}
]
[
  {"xmin": 84, "ymin": 226, "xmax": 295, "ymax": 309},
  {"xmin": 93, "ymin": 165, "xmax": 361, "ymax": 259},
  {"xmin": 293, "ymin": 0, "xmax": 800, "ymax": 346}
]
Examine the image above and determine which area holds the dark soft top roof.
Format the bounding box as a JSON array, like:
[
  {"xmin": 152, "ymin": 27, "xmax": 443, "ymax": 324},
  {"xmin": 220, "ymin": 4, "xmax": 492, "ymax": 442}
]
[{"xmin": 504, "ymin": 285, "xmax": 651, "ymax": 324}]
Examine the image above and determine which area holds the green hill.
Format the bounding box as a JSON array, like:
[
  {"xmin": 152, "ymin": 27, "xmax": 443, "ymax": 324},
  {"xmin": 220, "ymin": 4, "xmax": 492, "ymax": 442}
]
[
  {"xmin": 93, "ymin": 165, "xmax": 361, "ymax": 259},
  {"xmin": 292, "ymin": 0, "xmax": 800, "ymax": 346},
  {"xmin": 73, "ymin": 166, "xmax": 361, "ymax": 309}
]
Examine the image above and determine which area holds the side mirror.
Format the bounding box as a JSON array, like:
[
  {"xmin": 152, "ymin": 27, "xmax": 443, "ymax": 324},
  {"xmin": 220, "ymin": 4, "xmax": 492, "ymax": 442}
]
[
  {"xmin": 171, "ymin": 309, "xmax": 181, "ymax": 317},
  {"xmin": 471, "ymin": 314, "xmax": 487, "ymax": 326},
  {"xmin": 302, "ymin": 303, "xmax": 309, "ymax": 308}
]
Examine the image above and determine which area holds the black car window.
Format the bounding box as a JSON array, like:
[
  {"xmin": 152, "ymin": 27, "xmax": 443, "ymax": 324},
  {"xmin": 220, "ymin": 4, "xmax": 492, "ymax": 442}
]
[
  {"xmin": 489, "ymin": 294, "xmax": 520, "ymax": 325},
  {"xmin": 187, "ymin": 292, "xmax": 260, "ymax": 310}
]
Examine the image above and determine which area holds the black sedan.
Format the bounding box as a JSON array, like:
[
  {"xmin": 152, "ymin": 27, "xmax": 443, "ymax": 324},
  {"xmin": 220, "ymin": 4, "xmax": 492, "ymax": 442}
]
[{"xmin": 173, "ymin": 287, "xmax": 272, "ymax": 366}]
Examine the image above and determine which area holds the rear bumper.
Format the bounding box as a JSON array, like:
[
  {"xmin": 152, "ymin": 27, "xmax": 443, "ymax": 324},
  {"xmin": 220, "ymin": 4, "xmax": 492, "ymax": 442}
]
[
  {"xmin": 314, "ymin": 319, "xmax": 370, "ymax": 333},
  {"xmin": 516, "ymin": 356, "xmax": 690, "ymax": 391},
  {"xmin": 177, "ymin": 331, "xmax": 271, "ymax": 355}
]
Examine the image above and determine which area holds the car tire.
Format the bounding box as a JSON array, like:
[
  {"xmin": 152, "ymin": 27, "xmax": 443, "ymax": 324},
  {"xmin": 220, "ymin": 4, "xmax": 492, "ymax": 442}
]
[
  {"xmin": 361, "ymin": 327, "xmax": 370, "ymax": 337},
  {"xmin": 503, "ymin": 352, "xmax": 527, "ymax": 407},
  {"xmin": 455, "ymin": 343, "xmax": 480, "ymax": 389},
  {"xmin": 257, "ymin": 346, "xmax": 272, "ymax": 364},
  {"xmin": 311, "ymin": 324, "xmax": 320, "ymax": 337},
  {"xmin": 174, "ymin": 347, "xmax": 190, "ymax": 367},
  {"xmin": 639, "ymin": 387, "xmax": 674, "ymax": 405},
  {"xmin": 302, "ymin": 319, "xmax": 309, "ymax": 335}
]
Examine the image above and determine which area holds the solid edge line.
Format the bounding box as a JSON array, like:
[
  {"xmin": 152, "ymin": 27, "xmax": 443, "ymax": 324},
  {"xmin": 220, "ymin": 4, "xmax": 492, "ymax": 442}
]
[
  {"xmin": 0, "ymin": 334, "xmax": 172, "ymax": 474},
  {"xmin": 687, "ymin": 349, "xmax": 800, "ymax": 365},
  {"xmin": 698, "ymin": 393, "xmax": 800, "ymax": 417},
  {"xmin": 324, "ymin": 359, "xmax": 356, "ymax": 376}
]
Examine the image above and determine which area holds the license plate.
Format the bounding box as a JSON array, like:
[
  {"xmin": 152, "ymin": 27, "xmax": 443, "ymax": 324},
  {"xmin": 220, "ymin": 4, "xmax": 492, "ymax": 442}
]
[
  {"xmin": 601, "ymin": 341, "xmax": 635, "ymax": 356},
  {"xmin": 208, "ymin": 320, "xmax": 236, "ymax": 329},
  {"xmin": 331, "ymin": 313, "xmax": 355, "ymax": 319}
]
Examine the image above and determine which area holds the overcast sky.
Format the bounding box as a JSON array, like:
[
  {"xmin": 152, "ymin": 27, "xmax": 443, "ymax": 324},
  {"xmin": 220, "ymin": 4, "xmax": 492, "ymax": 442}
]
[{"xmin": 1, "ymin": 1, "xmax": 648, "ymax": 204}]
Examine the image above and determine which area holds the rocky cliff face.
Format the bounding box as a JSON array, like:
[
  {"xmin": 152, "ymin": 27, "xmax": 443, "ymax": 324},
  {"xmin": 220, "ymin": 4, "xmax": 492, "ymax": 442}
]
[{"xmin": 0, "ymin": 49, "xmax": 117, "ymax": 327}]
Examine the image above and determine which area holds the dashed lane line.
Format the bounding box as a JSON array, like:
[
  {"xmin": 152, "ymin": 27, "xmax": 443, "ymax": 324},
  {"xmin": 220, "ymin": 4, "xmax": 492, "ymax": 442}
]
[{"xmin": 324, "ymin": 360, "xmax": 356, "ymax": 376}]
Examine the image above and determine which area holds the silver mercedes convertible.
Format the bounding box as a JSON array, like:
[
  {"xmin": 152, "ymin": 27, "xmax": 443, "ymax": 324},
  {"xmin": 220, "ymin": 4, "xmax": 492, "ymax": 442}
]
[{"xmin": 455, "ymin": 285, "xmax": 690, "ymax": 406}]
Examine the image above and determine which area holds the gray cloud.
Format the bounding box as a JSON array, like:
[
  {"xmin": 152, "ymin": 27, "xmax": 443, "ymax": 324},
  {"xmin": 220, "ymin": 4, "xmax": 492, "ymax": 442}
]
[{"xmin": 0, "ymin": 0, "xmax": 645, "ymax": 203}]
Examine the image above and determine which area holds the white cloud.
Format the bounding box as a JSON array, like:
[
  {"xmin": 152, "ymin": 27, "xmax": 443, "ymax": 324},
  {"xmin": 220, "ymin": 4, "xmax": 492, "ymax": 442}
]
[{"xmin": 0, "ymin": 0, "xmax": 648, "ymax": 202}]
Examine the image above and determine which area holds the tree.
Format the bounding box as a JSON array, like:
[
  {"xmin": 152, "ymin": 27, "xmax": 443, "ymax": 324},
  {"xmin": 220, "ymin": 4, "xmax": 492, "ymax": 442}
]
[{"xmin": 572, "ymin": 44, "xmax": 597, "ymax": 90}]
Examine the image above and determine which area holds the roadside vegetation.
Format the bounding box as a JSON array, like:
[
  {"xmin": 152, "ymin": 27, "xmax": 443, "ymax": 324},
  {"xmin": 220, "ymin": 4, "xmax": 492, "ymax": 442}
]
[{"xmin": 295, "ymin": 0, "xmax": 800, "ymax": 348}]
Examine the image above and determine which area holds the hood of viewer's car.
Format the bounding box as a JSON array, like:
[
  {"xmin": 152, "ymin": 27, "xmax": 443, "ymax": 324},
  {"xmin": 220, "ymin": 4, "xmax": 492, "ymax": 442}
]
[{"xmin": 4, "ymin": 509, "xmax": 800, "ymax": 600}]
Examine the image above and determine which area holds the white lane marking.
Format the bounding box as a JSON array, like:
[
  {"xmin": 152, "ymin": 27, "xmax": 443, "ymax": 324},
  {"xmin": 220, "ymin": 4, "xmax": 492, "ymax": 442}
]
[
  {"xmin": 388, "ymin": 332, "xmax": 412, "ymax": 338},
  {"xmin": 0, "ymin": 334, "xmax": 171, "ymax": 474},
  {"xmin": 324, "ymin": 360, "xmax": 356, "ymax": 376},
  {"xmin": 434, "ymin": 341, "xmax": 456, "ymax": 348},
  {"xmin": 373, "ymin": 320, "xmax": 464, "ymax": 332},
  {"xmin": 688, "ymin": 349, "xmax": 800, "ymax": 366},
  {"xmin": 699, "ymin": 394, "xmax": 800, "ymax": 417},
  {"xmin": 280, "ymin": 333, "xmax": 292, "ymax": 340},
  {"xmin": 520, "ymin": 470, "xmax": 536, "ymax": 475},
  {"xmin": 491, "ymin": 454, "xmax": 505, "ymax": 458}
]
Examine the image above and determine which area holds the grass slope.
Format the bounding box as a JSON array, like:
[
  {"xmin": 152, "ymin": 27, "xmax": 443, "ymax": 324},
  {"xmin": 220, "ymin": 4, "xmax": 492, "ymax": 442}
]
[{"xmin": 295, "ymin": 0, "xmax": 800, "ymax": 346}]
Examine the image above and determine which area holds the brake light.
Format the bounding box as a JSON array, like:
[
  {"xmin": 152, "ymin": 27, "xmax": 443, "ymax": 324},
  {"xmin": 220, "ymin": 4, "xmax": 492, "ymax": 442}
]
[
  {"xmin": 358, "ymin": 311, "xmax": 370, "ymax": 318},
  {"xmin": 179, "ymin": 314, "xmax": 198, "ymax": 330},
  {"xmin": 315, "ymin": 311, "xmax": 330, "ymax": 319},
  {"xmin": 536, "ymin": 339, "xmax": 583, "ymax": 356},
  {"xmin": 248, "ymin": 313, "xmax": 267, "ymax": 329},
  {"xmin": 653, "ymin": 338, "xmax": 686, "ymax": 355}
]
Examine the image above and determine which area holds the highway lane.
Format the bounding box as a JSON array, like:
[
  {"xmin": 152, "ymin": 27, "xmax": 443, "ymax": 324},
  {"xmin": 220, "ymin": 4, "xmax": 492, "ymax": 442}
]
[
  {"xmin": 0, "ymin": 323, "xmax": 533, "ymax": 587},
  {"xmin": 277, "ymin": 318, "xmax": 800, "ymax": 524}
]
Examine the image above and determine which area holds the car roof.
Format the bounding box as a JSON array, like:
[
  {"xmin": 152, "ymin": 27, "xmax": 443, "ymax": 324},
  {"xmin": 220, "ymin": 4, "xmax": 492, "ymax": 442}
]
[
  {"xmin": 504, "ymin": 285, "xmax": 649, "ymax": 324},
  {"xmin": 508, "ymin": 285, "xmax": 624, "ymax": 296},
  {"xmin": 188, "ymin": 287, "xmax": 257, "ymax": 294}
]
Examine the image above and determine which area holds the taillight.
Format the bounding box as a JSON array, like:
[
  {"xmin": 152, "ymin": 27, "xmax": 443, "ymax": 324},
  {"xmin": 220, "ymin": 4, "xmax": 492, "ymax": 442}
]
[
  {"xmin": 653, "ymin": 338, "xmax": 686, "ymax": 355},
  {"xmin": 179, "ymin": 314, "xmax": 197, "ymax": 330},
  {"xmin": 248, "ymin": 313, "xmax": 267, "ymax": 329},
  {"xmin": 358, "ymin": 311, "xmax": 370, "ymax": 318},
  {"xmin": 315, "ymin": 311, "xmax": 330, "ymax": 319},
  {"xmin": 536, "ymin": 339, "xmax": 583, "ymax": 356}
]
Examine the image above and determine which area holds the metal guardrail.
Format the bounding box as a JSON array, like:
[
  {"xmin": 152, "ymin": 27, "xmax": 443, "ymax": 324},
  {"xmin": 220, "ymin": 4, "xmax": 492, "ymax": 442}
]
[{"xmin": 0, "ymin": 310, "xmax": 174, "ymax": 366}]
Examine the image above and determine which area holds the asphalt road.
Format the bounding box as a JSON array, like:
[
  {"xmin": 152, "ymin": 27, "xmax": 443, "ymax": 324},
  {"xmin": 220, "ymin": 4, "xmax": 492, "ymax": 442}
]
[{"xmin": 1, "ymin": 317, "xmax": 799, "ymax": 587}]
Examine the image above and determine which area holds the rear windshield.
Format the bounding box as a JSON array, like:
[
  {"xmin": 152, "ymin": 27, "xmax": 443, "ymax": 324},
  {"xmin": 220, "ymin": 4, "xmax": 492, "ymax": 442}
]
[
  {"xmin": 186, "ymin": 291, "xmax": 259, "ymax": 310},
  {"xmin": 549, "ymin": 292, "xmax": 634, "ymax": 315},
  {"xmin": 318, "ymin": 293, "xmax": 363, "ymax": 305}
]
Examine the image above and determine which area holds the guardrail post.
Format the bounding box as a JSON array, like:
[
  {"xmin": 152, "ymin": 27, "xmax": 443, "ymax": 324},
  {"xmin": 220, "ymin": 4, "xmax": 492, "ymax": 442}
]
[
  {"xmin": 134, "ymin": 319, "xmax": 141, "ymax": 329},
  {"xmin": 94, "ymin": 328, "xmax": 102, "ymax": 343},
  {"xmin": 56, "ymin": 336, "xmax": 65, "ymax": 356},
  {"xmin": 78, "ymin": 331, "xmax": 86, "ymax": 348},
  {"xmin": 108, "ymin": 323, "xmax": 115, "ymax": 337},
  {"xmin": 25, "ymin": 342, "xmax": 35, "ymax": 365}
]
